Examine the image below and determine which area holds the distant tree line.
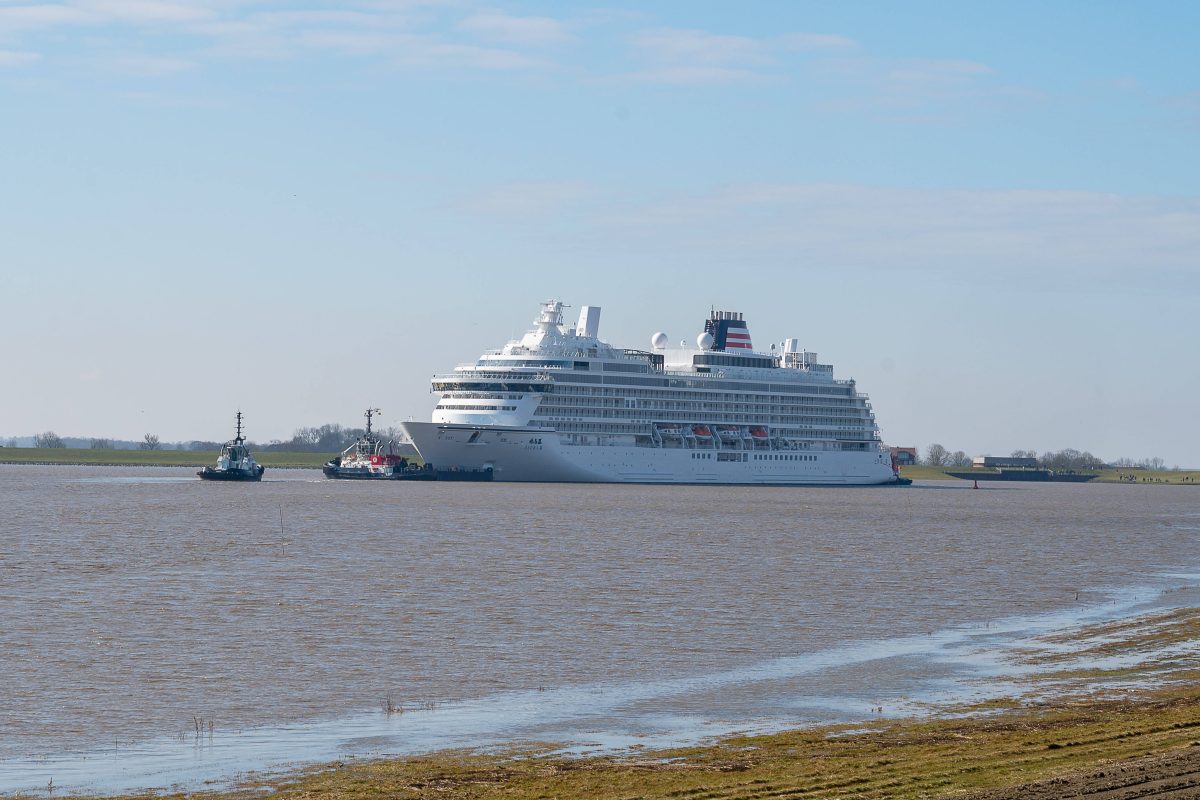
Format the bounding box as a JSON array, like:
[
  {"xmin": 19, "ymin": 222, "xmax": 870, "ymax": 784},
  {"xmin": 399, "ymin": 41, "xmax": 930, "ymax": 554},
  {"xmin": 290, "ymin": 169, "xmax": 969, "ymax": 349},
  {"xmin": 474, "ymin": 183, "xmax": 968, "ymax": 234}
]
[
  {"xmin": 921, "ymin": 444, "xmax": 972, "ymax": 467},
  {"xmin": 11, "ymin": 422, "xmax": 405, "ymax": 454},
  {"xmin": 1109, "ymin": 456, "xmax": 1167, "ymax": 470},
  {"xmin": 20, "ymin": 432, "xmax": 187, "ymax": 450},
  {"xmin": 177, "ymin": 423, "xmax": 405, "ymax": 453},
  {"xmin": 254, "ymin": 423, "xmax": 406, "ymax": 453},
  {"xmin": 33, "ymin": 431, "xmax": 66, "ymax": 448},
  {"xmin": 919, "ymin": 444, "xmax": 1165, "ymax": 471}
]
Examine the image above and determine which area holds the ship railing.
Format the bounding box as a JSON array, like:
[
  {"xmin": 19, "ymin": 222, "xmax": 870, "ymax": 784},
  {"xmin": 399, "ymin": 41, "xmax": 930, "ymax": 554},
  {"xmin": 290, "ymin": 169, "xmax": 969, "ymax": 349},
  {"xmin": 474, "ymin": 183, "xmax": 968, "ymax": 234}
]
[
  {"xmin": 652, "ymin": 367, "xmax": 842, "ymax": 387},
  {"xmin": 621, "ymin": 436, "xmax": 862, "ymax": 452},
  {"xmin": 437, "ymin": 370, "xmax": 554, "ymax": 381}
]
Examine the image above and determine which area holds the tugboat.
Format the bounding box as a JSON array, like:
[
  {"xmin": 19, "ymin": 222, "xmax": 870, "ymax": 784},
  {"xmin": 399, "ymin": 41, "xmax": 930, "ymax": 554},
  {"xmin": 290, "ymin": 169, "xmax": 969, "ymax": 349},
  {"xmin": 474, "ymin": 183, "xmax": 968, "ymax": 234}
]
[
  {"xmin": 322, "ymin": 408, "xmax": 411, "ymax": 479},
  {"xmin": 197, "ymin": 412, "xmax": 266, "ymax": 482},
  {"xmin": 323, "ymin": 408, "xmax": 494, "ymax": 481}
]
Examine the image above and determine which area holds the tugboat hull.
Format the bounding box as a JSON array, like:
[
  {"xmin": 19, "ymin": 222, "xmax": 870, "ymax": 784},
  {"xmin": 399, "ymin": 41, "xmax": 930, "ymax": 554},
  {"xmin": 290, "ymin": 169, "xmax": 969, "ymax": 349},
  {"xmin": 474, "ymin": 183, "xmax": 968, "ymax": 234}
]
[
  {"xmin": 197, "ymin": 466, "xmax": 265, "ymax": 482},
  {"xmin": 322, "ymin": 463, "xmax": 492, "ymax": 481}
]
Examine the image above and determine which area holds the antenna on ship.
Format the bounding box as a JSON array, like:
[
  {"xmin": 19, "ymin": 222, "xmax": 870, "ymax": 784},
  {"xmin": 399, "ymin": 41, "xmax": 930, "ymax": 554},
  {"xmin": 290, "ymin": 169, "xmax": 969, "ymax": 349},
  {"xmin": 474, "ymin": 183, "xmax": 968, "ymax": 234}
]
[
  {"xmin": 365, "ymin": 408, "xmax": 381, "ymax": 436},
  {"xmin": 235, "ymin": 410, "xmax": 244, "ymax": 443}
]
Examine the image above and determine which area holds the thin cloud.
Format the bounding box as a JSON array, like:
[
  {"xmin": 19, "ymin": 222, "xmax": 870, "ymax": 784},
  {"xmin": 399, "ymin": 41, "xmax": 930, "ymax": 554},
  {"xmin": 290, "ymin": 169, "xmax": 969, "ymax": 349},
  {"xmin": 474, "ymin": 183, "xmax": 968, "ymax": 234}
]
[
  {"xmin": 810, "ymin": 55, "xmax": 1025, "ymax": 115},
  {"xmin": 0, "ymin": 48, "xmax": 40, "ymax": 64},
  {"xmin": 620, "ymin": 26, "xmax": 859, "ymax": 86},
  {"xmin": 886, "ymin": 58, "xmax": 994, "ymax": 85},
  {"xmin": 630, "ymin": 27, "xmax": 772, "ymax": 66},
  {"xmin": 459, "ymin": 10, "xmax": 571, "ymax": 46},
  {"xmin": 620, "ymin": 65, "xmax": 773, "ymax": 87},
  {"xmin": 568, "ymin": 183, "xmax": 1200, "ymax": 278},
  {"xmin": 0, "ymin": 4, "xmax": 94, "ymax": 31},
  {"xmin": 73, "ymin": 0, "xmax": 214, "ymax": 25},
  {"xmin": 100, "ymin": 52, "xmax": 196, "ymax": 74},
  {"xmin": 396, "ymin": 40, "xmax": 542, "ymax": 70},
  {"xmin": 465, "ymin": 181, "xmax": 595, "ymax": 217},
  {"xmin": 776, "ymin": 32, "xmax": 858, "ymax": 52},
  {"xmin": 0, "ymin": 1, "xmax": 212, "ymax": 31},
  {"xmin": 0, "ymin": 2, "xmax": 552, "ymax": 73}
]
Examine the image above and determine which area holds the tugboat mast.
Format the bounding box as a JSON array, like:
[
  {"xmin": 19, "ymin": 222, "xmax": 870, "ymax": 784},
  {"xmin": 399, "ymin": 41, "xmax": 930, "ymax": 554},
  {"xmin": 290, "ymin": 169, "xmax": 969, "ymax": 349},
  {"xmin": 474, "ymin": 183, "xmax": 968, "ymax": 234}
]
[
  {"xmin": 235, "ymin": 410, "xmax": 245, "ymax": 443},
  {"xmin": 364, "ymin": 408, "xmax": 381, "ymax": 437}
]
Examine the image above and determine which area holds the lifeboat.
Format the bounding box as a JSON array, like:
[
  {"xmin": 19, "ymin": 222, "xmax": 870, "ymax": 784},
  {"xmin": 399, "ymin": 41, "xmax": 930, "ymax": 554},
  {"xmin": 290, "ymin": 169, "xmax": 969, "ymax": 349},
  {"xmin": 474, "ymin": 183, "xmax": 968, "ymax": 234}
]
[
  {"xmin": 655, "ymin": 423, "xmax": 683, "ymax": 437},
  {"xmin": 692, "ymin": 425, "xmax": 712, "ymax": 438},
  {"xmin": 717, "ymin": 425, "xmax": 741, "ymax": 441},
  {"xmin": 749, "ymin": 426, "xmax": 769, "ymax": 439}
]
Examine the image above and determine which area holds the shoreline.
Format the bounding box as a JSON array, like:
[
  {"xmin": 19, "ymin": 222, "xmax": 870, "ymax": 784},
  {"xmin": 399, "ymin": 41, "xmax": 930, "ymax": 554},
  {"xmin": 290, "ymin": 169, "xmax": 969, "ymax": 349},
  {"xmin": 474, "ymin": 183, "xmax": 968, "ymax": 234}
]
[
  {"xmin": 0, "ymin": 456, "xmax": 1195, "ymax": 484},
  {"xmin": 5, "ymin": 578, "xmax": 1198, "ymax": 798},
  {"xmin": 899, "ymin": 464, "xmax": 1200, "ymax": 484},
  {"xmin": 235, "ymin": 681, "xmax": 1200, "ymax": 800},
  {"xmin": 9, "ymin": 606, "xmax": 1197, "ymax": 799}
]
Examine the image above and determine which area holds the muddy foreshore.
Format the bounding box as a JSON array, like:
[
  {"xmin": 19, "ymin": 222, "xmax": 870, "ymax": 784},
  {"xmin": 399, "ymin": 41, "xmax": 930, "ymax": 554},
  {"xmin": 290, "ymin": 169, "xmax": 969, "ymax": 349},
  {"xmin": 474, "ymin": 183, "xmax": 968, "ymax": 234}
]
[{"xmin": 13, "ymin": 607, "xmax": 1197, "ymax": 800}]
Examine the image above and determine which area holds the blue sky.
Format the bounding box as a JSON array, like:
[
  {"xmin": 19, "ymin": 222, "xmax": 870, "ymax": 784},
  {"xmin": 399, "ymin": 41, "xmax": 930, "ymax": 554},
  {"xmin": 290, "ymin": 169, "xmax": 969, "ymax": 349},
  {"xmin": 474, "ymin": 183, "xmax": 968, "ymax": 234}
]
[{"xmin": 2, "ymin": 1, "xmax": 1197, "ymax": 464}]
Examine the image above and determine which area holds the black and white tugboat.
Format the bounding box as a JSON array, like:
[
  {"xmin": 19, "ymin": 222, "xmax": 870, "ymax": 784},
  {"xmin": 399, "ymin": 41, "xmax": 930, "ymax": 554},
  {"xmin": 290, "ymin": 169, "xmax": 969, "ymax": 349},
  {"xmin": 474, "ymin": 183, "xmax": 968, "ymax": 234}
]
[
  {"xmin": 197, "ymin": 412, "xmax": 266, "ymax": 482},
  {"xmin": 322, "ymin": 408, "xmax": 413, "ymax": 479}
]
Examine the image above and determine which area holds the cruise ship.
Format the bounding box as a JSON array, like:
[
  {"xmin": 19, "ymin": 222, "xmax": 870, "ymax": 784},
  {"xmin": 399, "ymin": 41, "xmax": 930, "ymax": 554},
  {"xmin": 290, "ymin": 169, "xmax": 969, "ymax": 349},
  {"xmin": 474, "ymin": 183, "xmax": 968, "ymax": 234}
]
[{"xmin": 400, "ymin": 301, "xmax": 904, "ymax": 485}]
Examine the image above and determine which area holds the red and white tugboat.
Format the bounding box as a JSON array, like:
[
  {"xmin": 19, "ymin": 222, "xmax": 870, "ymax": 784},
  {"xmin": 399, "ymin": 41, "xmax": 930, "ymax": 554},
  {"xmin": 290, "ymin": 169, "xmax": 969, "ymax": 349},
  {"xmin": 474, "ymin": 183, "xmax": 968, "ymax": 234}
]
[
  {"xmin": 322, "ymin": 408, "xmax": 412, "ymax": 479},
  {"xmin": 197, "ymin": 411, "xmax": 266, "ymax": 482}
]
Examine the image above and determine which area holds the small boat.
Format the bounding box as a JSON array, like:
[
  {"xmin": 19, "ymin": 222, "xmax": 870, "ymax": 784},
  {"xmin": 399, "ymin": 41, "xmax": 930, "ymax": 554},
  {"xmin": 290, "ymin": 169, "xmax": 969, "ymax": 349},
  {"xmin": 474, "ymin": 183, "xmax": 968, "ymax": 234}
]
[
  {"xmin": 198, "ymin": 412, "xmax": 265, "ymax": 482},
  {"xmin": 323, "ymin": 408, "xmax": 411, "ymax": 479},
  {"xmin": 717, "ymin": 425, "xmax": 742, "ymax": 441},
  {"xmin": 749, "ymin": 426, "xmax": 769, "ymax": 439},
  {"xmin": 692, "ymin": 425, "xmax": 713, "ymax": 438},
  {"xmin": 655, "ymin": 423, "xmax": 683, "ymax": 437}
]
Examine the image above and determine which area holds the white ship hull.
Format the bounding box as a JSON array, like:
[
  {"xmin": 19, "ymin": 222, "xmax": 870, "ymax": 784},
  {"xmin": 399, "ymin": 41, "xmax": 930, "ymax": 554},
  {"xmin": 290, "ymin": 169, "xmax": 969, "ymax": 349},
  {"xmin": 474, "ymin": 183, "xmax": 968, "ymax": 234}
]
[{"xmin": 402, "ymin": 422, "xmax": 900, "ymax": 485}]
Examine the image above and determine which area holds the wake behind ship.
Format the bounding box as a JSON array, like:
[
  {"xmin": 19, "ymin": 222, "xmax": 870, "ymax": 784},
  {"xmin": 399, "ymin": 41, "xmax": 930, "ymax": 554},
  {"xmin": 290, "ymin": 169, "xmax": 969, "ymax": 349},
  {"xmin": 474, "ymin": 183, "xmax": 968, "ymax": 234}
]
[{"xmin": 401, "ymin": 301, "xmax": 905, "ymax": 485}]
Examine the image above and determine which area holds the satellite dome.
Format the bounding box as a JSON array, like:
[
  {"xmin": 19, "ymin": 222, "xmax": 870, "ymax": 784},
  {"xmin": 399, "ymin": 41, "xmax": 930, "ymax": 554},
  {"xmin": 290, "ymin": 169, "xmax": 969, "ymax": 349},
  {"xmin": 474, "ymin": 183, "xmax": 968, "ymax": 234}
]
[
  {"xmin": 651, "ymin": 331, "xmax": 669, "ymax": 350},
  {"xmin": 697, "ymin": 332, "xmax": 715, "ymax": 350}
]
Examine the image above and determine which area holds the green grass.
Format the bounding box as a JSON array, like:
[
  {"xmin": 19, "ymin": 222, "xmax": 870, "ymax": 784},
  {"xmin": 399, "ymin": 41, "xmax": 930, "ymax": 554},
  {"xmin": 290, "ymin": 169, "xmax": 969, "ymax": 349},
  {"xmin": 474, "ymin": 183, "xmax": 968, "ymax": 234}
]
[
  {"xmin": 896, "ymin": 465, "xmax": 958, "ymax": 480},
  {"xmin": 1092, "ymin": 467, "xmax": 1200, "ymax": 484},
  {"xmin": 0, "ymin": 447, "xmax": 331, "ymax": 469}
]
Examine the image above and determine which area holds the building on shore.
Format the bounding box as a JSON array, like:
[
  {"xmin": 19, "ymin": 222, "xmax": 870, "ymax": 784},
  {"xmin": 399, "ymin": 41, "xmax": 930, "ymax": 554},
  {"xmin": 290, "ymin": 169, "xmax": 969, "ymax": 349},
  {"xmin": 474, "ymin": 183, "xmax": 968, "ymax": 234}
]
[{"xmin": 972, "ymin": 455, "xmax": 1037, "ymax": 469}]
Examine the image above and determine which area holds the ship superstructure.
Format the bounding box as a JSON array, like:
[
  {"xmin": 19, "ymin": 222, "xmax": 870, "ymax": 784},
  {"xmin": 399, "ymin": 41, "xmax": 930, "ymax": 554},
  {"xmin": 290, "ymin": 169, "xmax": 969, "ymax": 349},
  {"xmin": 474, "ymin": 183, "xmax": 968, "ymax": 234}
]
[{"xmin": 401, "ymin": 301, "xmax": 902, "ymax": 485}]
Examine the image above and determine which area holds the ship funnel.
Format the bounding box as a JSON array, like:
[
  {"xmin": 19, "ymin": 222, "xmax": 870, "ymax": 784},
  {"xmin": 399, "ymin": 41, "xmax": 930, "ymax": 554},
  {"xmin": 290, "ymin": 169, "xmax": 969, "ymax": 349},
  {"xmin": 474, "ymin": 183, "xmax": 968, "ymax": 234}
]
[
  {"xmin": 577, "ymin": 305, "xmax": 601, "ymax": 339},
  {"xmin": 704, "ymin": 310, "xmax": 753, "ymax": 351}
]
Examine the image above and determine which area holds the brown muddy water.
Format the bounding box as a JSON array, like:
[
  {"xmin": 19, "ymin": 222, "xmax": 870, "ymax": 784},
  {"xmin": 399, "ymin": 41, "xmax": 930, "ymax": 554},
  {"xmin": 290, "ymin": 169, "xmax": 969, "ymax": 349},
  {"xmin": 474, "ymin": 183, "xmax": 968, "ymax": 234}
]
[{"xmin": 0, "ymin": 465, "xmax": 1197, "ymax": 793}]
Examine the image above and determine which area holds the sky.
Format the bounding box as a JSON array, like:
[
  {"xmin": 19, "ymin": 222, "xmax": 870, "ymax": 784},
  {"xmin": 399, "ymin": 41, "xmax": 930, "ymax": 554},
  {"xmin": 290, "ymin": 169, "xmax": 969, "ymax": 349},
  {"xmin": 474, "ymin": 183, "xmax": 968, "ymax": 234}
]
[{"xmin": 1, "ymin": 1, "xmax": 1197, "ymax": 465}]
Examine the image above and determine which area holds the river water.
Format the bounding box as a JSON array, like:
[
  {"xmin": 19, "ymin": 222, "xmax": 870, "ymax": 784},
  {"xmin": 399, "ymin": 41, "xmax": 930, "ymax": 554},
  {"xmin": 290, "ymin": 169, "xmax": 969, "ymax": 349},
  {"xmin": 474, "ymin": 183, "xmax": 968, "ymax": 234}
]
[{"xmin": 0, "ymin": 465, "xmax": 1197, "ymax": 793}]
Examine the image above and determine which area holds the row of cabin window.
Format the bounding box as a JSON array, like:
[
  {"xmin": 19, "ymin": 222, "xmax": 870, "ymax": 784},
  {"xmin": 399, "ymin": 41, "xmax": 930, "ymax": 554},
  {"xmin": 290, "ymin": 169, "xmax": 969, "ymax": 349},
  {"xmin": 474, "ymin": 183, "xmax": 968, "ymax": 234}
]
[{"xmin": 690, "ymin": 452, "xmax": 819, "ymax": 461}]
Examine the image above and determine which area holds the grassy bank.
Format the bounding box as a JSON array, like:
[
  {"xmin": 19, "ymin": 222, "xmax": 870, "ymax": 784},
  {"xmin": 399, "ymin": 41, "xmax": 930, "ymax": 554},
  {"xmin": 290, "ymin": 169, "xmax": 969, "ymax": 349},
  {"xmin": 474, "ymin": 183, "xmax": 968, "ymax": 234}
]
[
  {"xmin": 0, "ymin": 447, "xmax": 331, "ymax": 469},
  {"xmin": 249, "ymin": 687, "xmax": 1200, "ymax": 800},
  {"xmin": 900, "ymin": 464, "xmax": 1200, "ymax": 484},
  {"xmin": 44, "ymin": 608, "xmax": 1200, "ymax": 800}
]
